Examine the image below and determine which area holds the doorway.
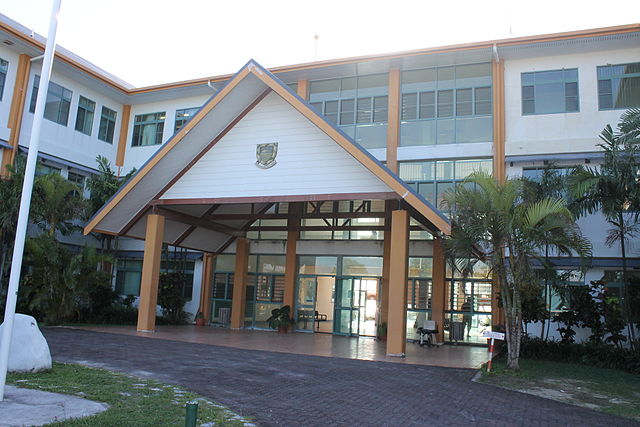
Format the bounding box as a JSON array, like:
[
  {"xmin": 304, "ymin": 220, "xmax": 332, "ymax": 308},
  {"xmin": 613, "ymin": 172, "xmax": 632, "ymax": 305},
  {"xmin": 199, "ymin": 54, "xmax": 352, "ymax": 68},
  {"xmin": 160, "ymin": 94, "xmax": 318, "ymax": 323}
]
[{"xmin": 295, "ymin": 275, "xmax": 379, "ymax": 336}]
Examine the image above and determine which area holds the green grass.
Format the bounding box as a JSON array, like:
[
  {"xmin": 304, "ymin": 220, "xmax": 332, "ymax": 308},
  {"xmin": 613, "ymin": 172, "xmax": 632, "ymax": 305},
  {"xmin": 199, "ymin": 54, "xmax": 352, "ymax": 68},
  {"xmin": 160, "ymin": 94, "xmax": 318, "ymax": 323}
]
[
  {"xmin": 8, "ymin": 362, "xmax": 251, "ymax": 426},
  {"xmin": 480, "ymin": 358, "xmax": 640, "ymax": 421}
]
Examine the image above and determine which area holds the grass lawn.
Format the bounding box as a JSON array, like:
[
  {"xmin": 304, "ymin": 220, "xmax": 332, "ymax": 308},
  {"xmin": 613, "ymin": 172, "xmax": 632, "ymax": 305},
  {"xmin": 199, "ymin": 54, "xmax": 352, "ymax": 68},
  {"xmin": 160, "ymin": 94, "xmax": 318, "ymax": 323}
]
[
  {"xmin": 8, "ymin": 362, "xmax": 252, "ymax": 426},
  {"xmin": 480, "ymin": 358, "xmax": 640, "ymax": 421}
]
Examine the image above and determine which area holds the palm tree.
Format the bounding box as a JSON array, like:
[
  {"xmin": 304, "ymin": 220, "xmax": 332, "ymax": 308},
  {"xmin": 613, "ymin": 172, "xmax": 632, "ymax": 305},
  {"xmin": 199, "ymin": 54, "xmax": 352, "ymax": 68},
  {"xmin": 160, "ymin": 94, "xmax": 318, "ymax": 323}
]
[
  {"xmin": 443, "ymin": 172, "xmax": 591, "ymax": 370},
  {"xmin": 570, "ymin": 108, "xmax": 640, "ymax": 347},
  {"xmin": 522, "ymin": 165, "xmax": 568, "ymax": 340},
  {"xmin": 31, "ymin": 172, "xmax": 85, "ymax": 237}
]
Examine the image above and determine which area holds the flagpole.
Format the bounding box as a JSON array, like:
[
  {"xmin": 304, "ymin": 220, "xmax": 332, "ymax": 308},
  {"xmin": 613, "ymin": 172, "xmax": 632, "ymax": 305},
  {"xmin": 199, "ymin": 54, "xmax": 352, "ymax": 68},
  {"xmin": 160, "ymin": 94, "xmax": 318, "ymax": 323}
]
[{"xmin": 0, "ymin": 0, "xmax": 62, "ymax": 401}]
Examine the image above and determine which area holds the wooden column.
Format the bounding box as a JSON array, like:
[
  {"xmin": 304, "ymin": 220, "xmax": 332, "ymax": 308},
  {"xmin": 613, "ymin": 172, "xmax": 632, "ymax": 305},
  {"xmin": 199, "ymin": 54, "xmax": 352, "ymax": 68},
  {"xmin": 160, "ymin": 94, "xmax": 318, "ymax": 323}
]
[
  {"xmin": 431, "ymin": 238, "xmax": 447, "ymax": 343},
  {"xmin": 379, "ymin": 201, "xmax": 393, "ymax": 324},
  {"xmin": 283, "ymin": 231, "xmax": 298, "ymax": 309},
  {"xmin": 296, "ymin": 79, "xmax": 309, "ymax": 100},
  {"xmin": 2, "ymin": 54, "xmax": 31, "ymax": 176},
  {"xmin": 197, "ymin": 253, "xmax": 215, "ymax": 322},
  {"xmin": 386, "ymin": 68, "xmax": 401, "ymax": 174},
  {"xmin": 492, "ymin": 59, "xmax": 505, "ymax": 183},
  {"xmin": 115, "ymin": 104, "xmax": 131, "ymax": 170},
  {"xmin": 492, "ymin": 272, "xmax": 504, "ymax": 326},
  {"xmin": 386, "ymin": 209, "xmax": 409, "ymax": 356},
  {"xmin": 136, "ymin": 214, "xmax": 165, "ymax": 332},
  {"xmin": 283, "ymin": 202, "xmax": 301, "ymax": 309},
  {"xmin": 230, "ymin": 237, "xmax": 249, "ymax": 329}
]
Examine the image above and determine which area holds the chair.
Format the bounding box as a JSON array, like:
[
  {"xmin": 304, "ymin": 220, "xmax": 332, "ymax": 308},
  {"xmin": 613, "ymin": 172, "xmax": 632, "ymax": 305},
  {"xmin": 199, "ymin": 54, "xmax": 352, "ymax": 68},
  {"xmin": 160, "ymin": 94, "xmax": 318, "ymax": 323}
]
[{"xmin": 417, "ymin": 320, "xmax": 438, "ymax": 347}]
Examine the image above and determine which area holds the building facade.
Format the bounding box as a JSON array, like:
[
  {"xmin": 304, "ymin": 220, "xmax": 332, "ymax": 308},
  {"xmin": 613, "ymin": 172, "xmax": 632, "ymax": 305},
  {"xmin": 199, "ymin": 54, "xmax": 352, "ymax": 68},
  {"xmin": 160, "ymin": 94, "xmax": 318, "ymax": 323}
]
[{"xmin": 1, "ymin": 13, "xmax": 639, "ymax": 349}]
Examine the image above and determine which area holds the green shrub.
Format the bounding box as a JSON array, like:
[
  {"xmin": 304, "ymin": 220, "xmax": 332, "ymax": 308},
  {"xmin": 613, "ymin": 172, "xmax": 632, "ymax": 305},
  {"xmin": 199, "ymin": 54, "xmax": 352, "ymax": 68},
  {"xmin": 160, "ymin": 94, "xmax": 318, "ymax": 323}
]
[{"xmin": 520, "ymin": 336, "xmax": 640, "ymax": 375}]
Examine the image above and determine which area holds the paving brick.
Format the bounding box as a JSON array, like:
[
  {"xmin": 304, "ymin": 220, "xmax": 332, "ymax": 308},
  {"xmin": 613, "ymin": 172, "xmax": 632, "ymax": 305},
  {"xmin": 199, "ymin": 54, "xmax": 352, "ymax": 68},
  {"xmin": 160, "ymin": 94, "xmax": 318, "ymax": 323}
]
[{"xmin": 42, "ymin": 328, "xmax": 638, "ymax": 427}]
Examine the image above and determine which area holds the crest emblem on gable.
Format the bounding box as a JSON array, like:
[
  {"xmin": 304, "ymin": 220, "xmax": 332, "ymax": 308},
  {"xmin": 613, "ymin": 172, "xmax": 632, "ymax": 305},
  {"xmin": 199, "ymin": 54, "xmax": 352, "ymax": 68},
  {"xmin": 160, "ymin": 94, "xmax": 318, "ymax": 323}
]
[{"xmin": 256, "ymin": 143, "xmax": 278, "ymax": 169}]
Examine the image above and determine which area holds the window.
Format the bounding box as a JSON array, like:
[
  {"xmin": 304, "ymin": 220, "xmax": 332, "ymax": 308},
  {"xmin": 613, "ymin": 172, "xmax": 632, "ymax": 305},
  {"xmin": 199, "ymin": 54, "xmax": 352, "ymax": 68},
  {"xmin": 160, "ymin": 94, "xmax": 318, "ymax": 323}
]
[
  {"xmin": 399, "ymin": 159, "xmax": 493, "ymax": 209},
  {"xmin": 115, "ymin": 258, "xmax": 195, "ymax": 298},
  {"xmin": 132, "ymin": 112, "xmax": 165, "ymax": 147},
  {"xmin": 98, "ymin": 106, "xmax": 117, "ymax": 143},
  {"xmin": 29, "ymin": 75, "xmax": 73, "ymax": 125},
  {"xmin": 74, "ymin": 96, "xmax": 95, "ymax": 136},
  {"xmin": 35, "ymin": 163, "xmax": 61, "ymax": 176},
  {"xmin": 400, "ymin": 63, "xmax": 492, "ymax": 146},
  {"xmin": 597, "ymin": 63, "xmax": 640, "ymax": 110},
  {"xmin": 521, "ymin": 69, "xmax": 579, "ymax": 115},
  {"xmin": 174, "ymin": 107, "xmax": 199, "ymax": 133},
  {"xmin": 309, "ymin": 74, "xmax": 388, "ymax": 149},
  {"xmin": 0, "ymin": 58, "xmax": 8, "ymax": 100},
  {"xmin": 67, "ymin": 171, "xmax": 85, "ymax": 187}
]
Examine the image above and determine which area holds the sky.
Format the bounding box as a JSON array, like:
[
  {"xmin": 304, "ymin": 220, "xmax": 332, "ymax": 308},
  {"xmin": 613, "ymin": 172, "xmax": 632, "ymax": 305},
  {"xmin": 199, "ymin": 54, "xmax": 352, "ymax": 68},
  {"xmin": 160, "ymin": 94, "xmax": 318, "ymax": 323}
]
[{"xmin": 1, "ymin": 0, "xmax": 639, "ymax": 87}]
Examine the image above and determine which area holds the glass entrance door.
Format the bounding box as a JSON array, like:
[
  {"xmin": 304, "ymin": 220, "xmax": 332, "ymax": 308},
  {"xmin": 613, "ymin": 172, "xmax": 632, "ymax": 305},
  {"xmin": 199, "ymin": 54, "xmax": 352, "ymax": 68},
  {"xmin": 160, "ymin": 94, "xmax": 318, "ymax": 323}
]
[
  {"xmin": 296, "ymin": 276, "xmax": 317, "ymax": 332},
  {"xmin": 334, "ymin": 278, "xmax": 357, "ymax": 335}
]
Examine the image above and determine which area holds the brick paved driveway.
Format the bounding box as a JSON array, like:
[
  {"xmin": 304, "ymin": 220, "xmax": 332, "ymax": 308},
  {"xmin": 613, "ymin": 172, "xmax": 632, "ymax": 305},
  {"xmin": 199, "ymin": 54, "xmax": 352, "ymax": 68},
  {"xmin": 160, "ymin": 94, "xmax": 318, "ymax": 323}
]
[{"xmin": 43, "ymin": 328, "xmax": 636, "ymax": 427}]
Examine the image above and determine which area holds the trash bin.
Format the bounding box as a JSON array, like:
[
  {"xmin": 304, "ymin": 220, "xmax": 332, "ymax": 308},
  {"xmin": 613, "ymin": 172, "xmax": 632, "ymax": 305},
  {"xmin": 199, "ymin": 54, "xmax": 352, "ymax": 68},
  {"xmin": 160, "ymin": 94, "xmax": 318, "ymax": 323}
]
[
  {"xmin": 450, "ymin": 321, "xmax": 465, "ymax": 342},
  {"xmin": 218, "ymin": 308, "xmax": 231, "ymax": 325}
]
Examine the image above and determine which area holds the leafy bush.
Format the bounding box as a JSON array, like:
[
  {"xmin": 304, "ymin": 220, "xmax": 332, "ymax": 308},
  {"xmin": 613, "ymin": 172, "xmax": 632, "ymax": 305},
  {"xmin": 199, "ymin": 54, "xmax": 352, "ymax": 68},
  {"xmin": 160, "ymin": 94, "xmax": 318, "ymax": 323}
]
[
  {"xmin": 158, "ymin": 272, "xmax": 188, "ymax": 324},
  {"xmin": 520, "ymin": 336, "xmax": 640, "ymax": 375}
]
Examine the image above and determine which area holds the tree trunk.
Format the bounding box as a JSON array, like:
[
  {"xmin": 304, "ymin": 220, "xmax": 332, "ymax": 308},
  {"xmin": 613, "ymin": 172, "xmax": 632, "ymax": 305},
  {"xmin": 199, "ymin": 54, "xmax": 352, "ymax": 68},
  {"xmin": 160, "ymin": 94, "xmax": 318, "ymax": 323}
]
[
  {"xmin": 504, "ymin": 288, "xmax": 522, "ymax": 371},
  {"xmin": 619, "ymin": 214, "xmax": 637, "ymax": 348}
]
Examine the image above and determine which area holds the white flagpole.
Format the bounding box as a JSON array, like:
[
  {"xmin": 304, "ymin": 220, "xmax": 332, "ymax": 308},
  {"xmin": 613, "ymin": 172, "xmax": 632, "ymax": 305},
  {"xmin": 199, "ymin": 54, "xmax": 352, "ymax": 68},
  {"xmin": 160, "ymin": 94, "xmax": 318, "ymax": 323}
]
[{"xmin": 0, "ymin": 0, "xmax": 62, "ymax": 401}]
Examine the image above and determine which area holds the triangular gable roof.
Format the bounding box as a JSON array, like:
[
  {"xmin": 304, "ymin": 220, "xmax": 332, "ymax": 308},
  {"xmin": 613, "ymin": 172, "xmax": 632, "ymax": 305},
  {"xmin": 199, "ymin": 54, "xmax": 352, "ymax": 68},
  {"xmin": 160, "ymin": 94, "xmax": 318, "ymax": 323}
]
[{"xmin": 84, "ymin": 60, "xmax": 450, "ymax": 246}]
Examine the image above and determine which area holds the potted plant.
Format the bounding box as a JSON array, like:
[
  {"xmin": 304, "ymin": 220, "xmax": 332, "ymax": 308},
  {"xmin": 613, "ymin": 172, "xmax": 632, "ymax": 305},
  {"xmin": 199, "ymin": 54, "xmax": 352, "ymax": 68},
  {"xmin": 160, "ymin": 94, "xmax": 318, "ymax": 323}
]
[
  {"xmin": 376, "ymin": 322, "xmax": 388, "ymax": 341},
  {"xmin": 194, "ymin": 311, "xmax": 206, "ymax": 327},
  {"xmin": 267, "ymin": 305, "xmax": 294, "ymax": 333}
]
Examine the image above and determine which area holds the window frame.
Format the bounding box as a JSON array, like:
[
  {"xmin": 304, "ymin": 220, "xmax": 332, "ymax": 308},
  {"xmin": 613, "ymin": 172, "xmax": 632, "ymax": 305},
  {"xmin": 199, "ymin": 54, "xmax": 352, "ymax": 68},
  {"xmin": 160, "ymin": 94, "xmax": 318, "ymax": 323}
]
[
  {"xmin": 0, "ymin": 58, "xmax": 8, "ymax": 101},
  {"xmin": 131, "ymin": 111, "xmax": 166, "ymax": 147},
  {"xmin": 520, "ymin": 68, "xmax": 579, "ymax": 116},
  {"xmin": 74, "ymin": 95, "xmax": 96, "ymax": 136},
  {"xmin": 98, "ymin": 106, "xmax": 117, "ymax": 144},
  {"xmin": 29, "ymin": 75, "xmax": 73, "ymax": 126},
  {"xmin": 597, "ymin": 62, "xmax": 640, "ymax": 111},
  {"xmin": 174, "ymin": 107, "xmax": 199, "ymax": 133}
]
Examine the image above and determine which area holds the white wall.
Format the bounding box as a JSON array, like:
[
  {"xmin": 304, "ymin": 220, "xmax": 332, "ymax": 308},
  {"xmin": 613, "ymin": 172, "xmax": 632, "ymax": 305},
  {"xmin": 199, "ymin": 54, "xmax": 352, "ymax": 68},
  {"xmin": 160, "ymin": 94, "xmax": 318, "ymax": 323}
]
[
  {"xmin": 17, "ymin": 63, "xmax": 124, "ymax": 169},
  {"xmin": 504, "ymin": 47, "xmax": 640, "ymax": 157},
  {"xmin": 122, "ymin": 94, "xmax": 210, "ymax": 171},
  {"xmin": 162, "ymin": 92, "xmax": 393, "ymax": 200}
]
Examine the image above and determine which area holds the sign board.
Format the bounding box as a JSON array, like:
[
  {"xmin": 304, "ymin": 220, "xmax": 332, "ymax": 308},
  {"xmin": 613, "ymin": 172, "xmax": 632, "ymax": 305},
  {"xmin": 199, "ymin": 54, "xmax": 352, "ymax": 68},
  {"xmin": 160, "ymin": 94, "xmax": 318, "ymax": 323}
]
[{"xmin": 482, "ymin": 331, "xmax": 505, "ymax": 340}]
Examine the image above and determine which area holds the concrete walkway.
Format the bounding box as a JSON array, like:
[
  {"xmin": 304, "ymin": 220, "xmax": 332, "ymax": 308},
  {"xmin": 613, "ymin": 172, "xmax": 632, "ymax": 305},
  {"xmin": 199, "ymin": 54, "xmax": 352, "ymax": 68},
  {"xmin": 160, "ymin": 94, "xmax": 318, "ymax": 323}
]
[
  {"xmin": 43, "ymin": 328, "xmax": 638, "ymax": 427},
  {"xmin": 73, "ymin": 324, "xmax": 491, "ymax": 369},
  {"xmin": 0, "ymin": 385, "xmax": 107, "ymax": 427}
]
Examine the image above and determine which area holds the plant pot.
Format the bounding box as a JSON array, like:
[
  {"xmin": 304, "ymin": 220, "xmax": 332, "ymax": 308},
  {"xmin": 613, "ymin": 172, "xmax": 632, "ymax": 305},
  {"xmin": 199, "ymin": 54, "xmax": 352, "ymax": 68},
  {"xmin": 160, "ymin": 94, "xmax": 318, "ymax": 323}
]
[
  {"xmin": 195, "ymin": 318, "xmax": 205, "ymax": 327},
  {"xmin": 277, "ymin": 325, "xmax": 289, "ymax": 334}
]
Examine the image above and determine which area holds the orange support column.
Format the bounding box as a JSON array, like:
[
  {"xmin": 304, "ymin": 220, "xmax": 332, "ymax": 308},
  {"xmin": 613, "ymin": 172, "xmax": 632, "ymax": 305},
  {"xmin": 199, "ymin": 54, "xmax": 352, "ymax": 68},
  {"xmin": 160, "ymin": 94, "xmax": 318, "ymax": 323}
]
[
  {"xmin": 230, "ymin": 237, "xmax": 249, "ymax": 329},
  {"xmin": 283, "ymin": 231, "xmax": 298, "ymax": 309},
  {"xmin": 386, "ymin": 209, "xmax": 409, "ymax": 357},
  {"xmin": 296, "ymin": 79, "xmax": 309, "ymax": 100},
  {"xmin": 2, "ymin": 54, "xmax": 31, "ymax": 176},
  {"xmin": 283, "ymin": 202, "xmax": 301, "ymax": 309},
  {"xmin": 197, "ymin": 253, "xmax": 215, "ymax": 322},
  {"xmin": 431, "ymin": 238, "xmax": 447, "ymax": 343},
  {"xmin": 379, "ymin": 202, "xmax": 393, "ymax": 324},
  {"xmin": 137, "ymin": 214, "xmax": 165, "ymax": 332}
]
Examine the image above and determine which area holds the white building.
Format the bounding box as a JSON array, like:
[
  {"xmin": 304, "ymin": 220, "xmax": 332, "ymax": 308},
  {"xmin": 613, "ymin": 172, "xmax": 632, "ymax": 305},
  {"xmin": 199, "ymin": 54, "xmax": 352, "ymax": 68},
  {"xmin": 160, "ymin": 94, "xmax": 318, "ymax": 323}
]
[{"xmin": 0, "ymin": 13, "xmax": 638, "ymax": 349}]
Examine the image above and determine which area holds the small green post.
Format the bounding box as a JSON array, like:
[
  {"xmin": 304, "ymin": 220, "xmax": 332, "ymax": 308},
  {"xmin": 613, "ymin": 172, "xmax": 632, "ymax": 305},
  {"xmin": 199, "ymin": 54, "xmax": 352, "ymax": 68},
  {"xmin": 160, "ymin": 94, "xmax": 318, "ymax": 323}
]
[{"xmin": 185, "ymin": 401, "xmax": 198, "ymax": 427}]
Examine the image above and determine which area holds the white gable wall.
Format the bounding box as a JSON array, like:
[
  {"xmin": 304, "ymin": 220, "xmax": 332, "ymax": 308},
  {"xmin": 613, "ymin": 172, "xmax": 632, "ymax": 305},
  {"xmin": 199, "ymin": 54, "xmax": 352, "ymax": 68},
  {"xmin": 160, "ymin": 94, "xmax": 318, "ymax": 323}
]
[{"xmin": 162, "ymin": 91, "xmax": 393, "ymax": 200}]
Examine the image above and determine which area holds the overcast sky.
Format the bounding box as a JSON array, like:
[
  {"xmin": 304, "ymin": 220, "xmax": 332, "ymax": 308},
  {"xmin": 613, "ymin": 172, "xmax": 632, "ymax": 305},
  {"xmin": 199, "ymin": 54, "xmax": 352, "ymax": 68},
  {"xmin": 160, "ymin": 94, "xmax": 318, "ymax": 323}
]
[{"xmin": 2, "ymin": 0, "xmax": 639, "ymax": 87}]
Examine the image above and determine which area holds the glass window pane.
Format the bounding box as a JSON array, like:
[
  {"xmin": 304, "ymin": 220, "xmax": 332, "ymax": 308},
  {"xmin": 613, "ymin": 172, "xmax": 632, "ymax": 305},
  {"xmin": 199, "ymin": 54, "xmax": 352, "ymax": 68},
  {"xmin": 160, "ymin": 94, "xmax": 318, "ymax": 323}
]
[
  {"xmin": 356, "ymin": 97, "xmax": 372, "ymax": 123},
  {"xmin": 340, "ymin": 99, "xmax": 355, "ymax": 125},
  {"xmin": 402, "ymin": 93, "xmax": 417, "ymax": 120},
  {"xmin": 437, "ymin": 90, "xmax": 454, "ymax": 117}
]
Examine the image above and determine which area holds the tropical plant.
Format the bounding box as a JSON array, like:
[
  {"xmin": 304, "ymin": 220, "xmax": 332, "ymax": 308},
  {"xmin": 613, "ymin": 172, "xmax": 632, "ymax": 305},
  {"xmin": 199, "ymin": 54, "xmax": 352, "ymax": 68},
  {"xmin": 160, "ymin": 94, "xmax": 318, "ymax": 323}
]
[
  {"xmin": 18, "ymin": 234, "xmax": 112, "ymax": 325},
  {"xmin": 157, "ymin": 272, "xmax": 188, "ymax": 324},
  {"xmin": 569, "ymin": 108, "xmax": 640, "ymax": 348},
  {"xmin": 86, "ymin": 155, "xmax": 136, "ymax": 251},
  {"xmin": 266, "ymin": 305, "xmax": 294, "ymax": 331},
  {"xmin": 0, "ymin": 156, "xmax": 25, "ymax": 290},
  {"xmin": 31, "ymin": 172, "xmax": 85, "ymax": 236},
  {"xmin": 443, "ymin": 171, "xmax": 591, "ymax": 370},
  {"xmin": 522, "ymin": 165, "xmax": 567, "ymax": 339}
]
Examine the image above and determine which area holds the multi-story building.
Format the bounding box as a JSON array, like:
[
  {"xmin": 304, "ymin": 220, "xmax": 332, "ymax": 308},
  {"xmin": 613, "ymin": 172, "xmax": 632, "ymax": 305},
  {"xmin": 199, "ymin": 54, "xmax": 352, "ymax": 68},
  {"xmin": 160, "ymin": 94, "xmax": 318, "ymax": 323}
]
[{"xmin": 1, "ymin": 13, "xmax": 638, "ymax": 353}]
